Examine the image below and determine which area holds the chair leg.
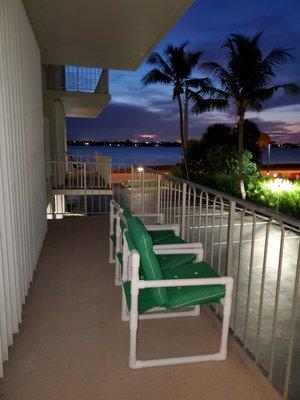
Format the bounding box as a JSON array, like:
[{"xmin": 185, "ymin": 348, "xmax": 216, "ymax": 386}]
[
  {"xmin": 219, "ymin": 281, "xmax": 233, "ymax": 359},
  {"xmin": 121, "ymin": 289, "xmax": 129, "ymax": 321},
  {"xmin": 115, "ymin": 259, "xmax": 122, "ymax": 286},
  {"xmin": 129, "ymin": 285, "xmax": 139, "ymax": 369},
  {"xmin": 191, "ymin": 305, "xmax": 200, "ymax": 316},
  {"xmin": 109, "ymin": 238, "xmax": 115, "ymax": 264}
]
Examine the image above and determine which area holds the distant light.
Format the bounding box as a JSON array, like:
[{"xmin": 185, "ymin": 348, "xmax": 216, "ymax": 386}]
[
  {"xmin": 266, "ymin": 179, "xmax": 294, "ymax": 192},
  {"xmin": 137, "ymin": 167, "xmax": 144, "ymax": 172},
  {"xmin": 273, "ymin": 173, "xmax": 277, "ymax": 178},
  {"xmin": 117, "ymin": 144, "xmax": 120, "ymax": 147},
  {"xmin": 134, "ymin": 144, "xmax": 138, "ymax": 147}
]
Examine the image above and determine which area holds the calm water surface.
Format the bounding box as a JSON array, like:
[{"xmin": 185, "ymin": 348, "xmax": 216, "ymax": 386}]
[{"xmin": 68, "ymin": 145, "xmax": 300, "ymax": 166}]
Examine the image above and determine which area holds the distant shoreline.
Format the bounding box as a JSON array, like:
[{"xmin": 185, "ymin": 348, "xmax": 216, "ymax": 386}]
[{"xmin": 67, "ymin": 140, "xmax": 181, "ymax": 148}]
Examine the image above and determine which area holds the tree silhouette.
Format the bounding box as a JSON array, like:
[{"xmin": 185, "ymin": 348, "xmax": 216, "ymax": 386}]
[
  {"xmin": 199, "ymin": 32, "xmax": 299, "ymax": 198},
  {"xmin": 142, "ymin": 43, "xmax": 227, "ymax": 179}
]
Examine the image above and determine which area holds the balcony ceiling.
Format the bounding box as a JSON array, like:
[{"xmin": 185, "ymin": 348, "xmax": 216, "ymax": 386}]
[
  {"xmin": 23, "ymin": 0, "xmax": 195, "ymax": 70},
  {"xmin": 48, "ymin": 90, "xmax": 112, "ymax": 118}
]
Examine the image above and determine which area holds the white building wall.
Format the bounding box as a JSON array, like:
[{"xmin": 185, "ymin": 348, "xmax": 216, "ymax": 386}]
[{"xmin": 0, "ymin": 0, "xmax": 47, "ymax": 376}]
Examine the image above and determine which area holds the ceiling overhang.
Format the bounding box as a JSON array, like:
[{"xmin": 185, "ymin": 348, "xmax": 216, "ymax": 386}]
[
  {"xmin": 23, "ymin": 0, "xmax": 195, "ymax": 70},
  {"xmin": 48, "ymin": 90, "xmax": 111, "ymax": 118}
]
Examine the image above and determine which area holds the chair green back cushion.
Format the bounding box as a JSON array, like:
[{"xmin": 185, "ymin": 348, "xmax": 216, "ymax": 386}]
[
  {"xmin": 128, "ymin": 217, "xmax": 168, "ymax": 306},
  {"xmin": 119, "ymin": 202, "xmax": 132, "ymax": 219}
]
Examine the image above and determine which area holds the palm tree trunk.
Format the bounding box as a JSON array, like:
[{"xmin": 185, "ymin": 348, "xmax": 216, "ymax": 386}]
[
  {"xmin": 177, "ymin": 94, "xmax": 189, "ymax": 180},
  {"xmin": 184, "ymin": 87, "xmax": 189, "ymax": 150},
  {"xmin": 237, "ymin": 111, "xmax": 246, "ymax": 200}
]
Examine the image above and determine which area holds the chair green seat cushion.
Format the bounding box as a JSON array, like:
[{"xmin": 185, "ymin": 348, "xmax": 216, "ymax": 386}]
[
  {"xmin": 164, "ymin": 262, "xmax": 225, "ymax": 308},
  {"xmin": 149, "ymin": 230, "xmax": 175, "ymax": 244},
  {"xmin": 158, "ymin": 253, "xmax": 196, "ymax": 271},
  {"xmin": 110, "ymin": 234, "xmax": 116, "ymax": 245},
  {"xmin": 156, "ymin": 235, "xmax": 186, "ymax": 245}
]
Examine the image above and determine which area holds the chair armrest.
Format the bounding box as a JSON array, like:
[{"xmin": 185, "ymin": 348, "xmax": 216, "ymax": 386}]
[
  {"xmin": 146, "ymin": 224, "xmax": 179, "ymax": 235},
  {"xmin": 138, "ymin": 276, "xmax": 233, "ymax": 289},
  {"xmin": 153, "ymin": 243, "xmax": 202, "ymax": 251},
  {"xmin": 153, "ymin": 244, "xmax": 203, "ymax": 262}
]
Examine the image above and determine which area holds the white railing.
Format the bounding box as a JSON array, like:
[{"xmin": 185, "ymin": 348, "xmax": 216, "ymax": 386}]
[
  {"xmin": 123, "ymin": 166, "xmax": 300, "ymax": 400},
  {"xmin": 47, "ymin": 160, "xmax": 113, "ymax": 217}
]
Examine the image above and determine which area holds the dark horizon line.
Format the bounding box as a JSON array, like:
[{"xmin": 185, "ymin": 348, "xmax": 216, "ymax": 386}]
[{"xmin": 67, "ymin": 140, "xmax": 181, "ymax": 147}]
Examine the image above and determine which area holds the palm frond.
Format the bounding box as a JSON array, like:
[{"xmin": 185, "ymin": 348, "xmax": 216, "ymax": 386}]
[
  {"xmin": 189, "ymin": 90, "xmax": 229, "ymax": 114},
  {"xmin": 282, "ymin": 83, "xmax": 300, "ymax": 94},
  {"xmin": 147, "ymin": 52, "xmax": 173, "ymax": 77},
  {"xmin": 186, "ymin": 77, "xmax": 211, "ymax": 88},
  {"xmin": 262, "ymin": 47, "xmax": 293, "ymax": 69},
  {"xmin": 141, "ymin": 69, "xmax": 173, "ymax": 86}
]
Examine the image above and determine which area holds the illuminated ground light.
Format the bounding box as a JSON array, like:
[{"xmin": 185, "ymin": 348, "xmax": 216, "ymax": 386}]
[{"xmin": 266, "ymin": 178, "xmax": 294, "ymax": 192}]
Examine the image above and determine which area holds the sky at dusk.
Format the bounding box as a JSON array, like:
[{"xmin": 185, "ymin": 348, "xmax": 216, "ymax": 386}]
[{"xmin": 67, "ymin": 0, "xmax": 300, "ymax": 144}]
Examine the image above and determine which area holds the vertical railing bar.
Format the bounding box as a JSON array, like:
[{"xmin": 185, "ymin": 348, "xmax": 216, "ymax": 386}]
[
  {"xmin": 186, "ymin": 186, "xmax": 192, "ymax": 241},
  {"xmin": 204, "ymin": 193, "xmax": 209, "ymax": 260},
  {"xmin": 283, "ymin": 242, "xmax": 300, "ymax": 398},
  {"xmin": 83, "ymin": 162, "xmax": 87, "ymax": 215},
  {"xmin": 217, "ymin": 198, "xmax": 224, "ymax": 274},
  {"xmin": 226, "ymin": 200, "xmax": 236, "ymax": 276},
  {"xmin": 192, "ymin": 188, "xmax": 196, "ymax": 243},
  {"xmin": 255, "ymin": 220, "xmax": 272, "ymax": 363},
  {"xmin": 233, "ymin": 210, "xmax": 245, "ymax": 335},
  {"xmin": 269, "ymin": 222, "xmax": 285, "ymax": 382},
  {"xmin": 210, "ymin": 196, "xmax": 217, "ymax": 266},
  {"xmin": 244, "ymin": 211, "xmax": 257, "ymax": 347},
  {"xmin": 181, "ymin": 182, "xmax": 187, "ymax": 240}
]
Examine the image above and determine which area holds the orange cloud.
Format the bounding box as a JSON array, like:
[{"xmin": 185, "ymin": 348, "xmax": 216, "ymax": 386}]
[{"xmin": 136, "ymin": 134, "xmax": 158, "ymax": 139}]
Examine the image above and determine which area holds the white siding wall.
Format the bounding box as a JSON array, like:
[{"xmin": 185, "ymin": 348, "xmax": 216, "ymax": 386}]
[{"xmin": 0, "ymin": 0, "xmax": 47, "ymax": 376}]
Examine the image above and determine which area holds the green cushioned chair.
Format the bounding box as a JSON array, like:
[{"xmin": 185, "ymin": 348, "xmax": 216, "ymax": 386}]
[
  {"xmin": 118, "ymin": 203, "xmax": 178, "ymax": 244},
  {"xmin": 109, "ymin": 199, "xmax": 179, "ymax": 264},
  {"xmin": 110, "ymin": 199, "xmax": 189, "ymax": 286},
  {"xmin": 122, "ymin": 216, "xmax": 234, "ymax": 369}
]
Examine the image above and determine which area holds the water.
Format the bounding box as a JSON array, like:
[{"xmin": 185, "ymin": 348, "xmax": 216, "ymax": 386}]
[
  {"xmin": 68, "ymin": 145, "xmax": 300, "ymax": 166},
  {"xmin": 261, "ymin": 147, "xmax": 300, "ymax": 165},
  {"xmin": 68, "ymin": 145, "xmax": 182, "ymax": 167}
]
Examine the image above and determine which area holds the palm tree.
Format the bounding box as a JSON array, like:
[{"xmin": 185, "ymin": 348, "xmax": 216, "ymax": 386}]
[
  {"xmin": 142, "ymin": 43, "xmax": 226, "ymax": 179},
  {"xmin": 200, "ymin": 32, "xmax": 299, "ymax": 199}
]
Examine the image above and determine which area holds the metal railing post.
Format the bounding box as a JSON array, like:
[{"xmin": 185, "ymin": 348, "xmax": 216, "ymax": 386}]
[
  {"xmin": 181, "ymin": 182, "xmax": 187, "ymax": 239},
  {"xmin": 225, "ymin": 199, "xmax": 236, "ymax": 276},
  {"xmin": 283, "ymin": 243, "xmax": 300, "ymax": 398},
  {"xmin": 157, "ymin": 174, "xmax": 161, "ymax": 216},
  {"xmin": 83, "ymin": 162, "xmax": 87, "ymax": 215},
  {"xmin": 141, "ymin": 169, "xmax": 145, "ymax": 217},
  {"xmin": 130, "ymin": 165, "xmax": 134, "ymax": 211}
]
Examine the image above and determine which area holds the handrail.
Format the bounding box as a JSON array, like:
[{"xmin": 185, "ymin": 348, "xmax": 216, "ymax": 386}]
[{"xmin": 144, "ymin": 166, "xmax": 300, "ymax": 230}]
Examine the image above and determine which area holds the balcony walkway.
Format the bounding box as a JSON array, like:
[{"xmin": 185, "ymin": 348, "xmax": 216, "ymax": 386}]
[{"xmin": 0, "ymin": 217, "xmax": 280, "ymax": 400}]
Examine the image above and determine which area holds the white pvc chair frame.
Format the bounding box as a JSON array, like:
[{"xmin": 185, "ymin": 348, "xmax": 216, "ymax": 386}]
[
  {"xmin": 121, "ymin": 238, "xmax": 204, "ymax": 321},
  {"xmin": 127, "ymin": 250, "xmax": 234, "ymax": 369}
]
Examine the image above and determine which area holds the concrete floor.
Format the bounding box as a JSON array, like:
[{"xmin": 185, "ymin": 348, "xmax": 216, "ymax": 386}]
[{"xmin": 0, "ymin": 216, "xmax": 281, "ymax": 400}]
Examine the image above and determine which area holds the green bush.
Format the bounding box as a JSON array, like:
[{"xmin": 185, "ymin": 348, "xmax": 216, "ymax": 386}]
[
  {"xmin": 188, "ymin": 175, "xmax": 300, "ymax": 219},
  {"xmin": 246, "ymin": 178, "xmax": 300, "ymax": 219}
]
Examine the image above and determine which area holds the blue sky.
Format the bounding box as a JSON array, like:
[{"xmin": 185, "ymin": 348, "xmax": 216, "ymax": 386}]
[{"xmin": 67, "ymin": 0, "xmax": 300, "ymax": 143}]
